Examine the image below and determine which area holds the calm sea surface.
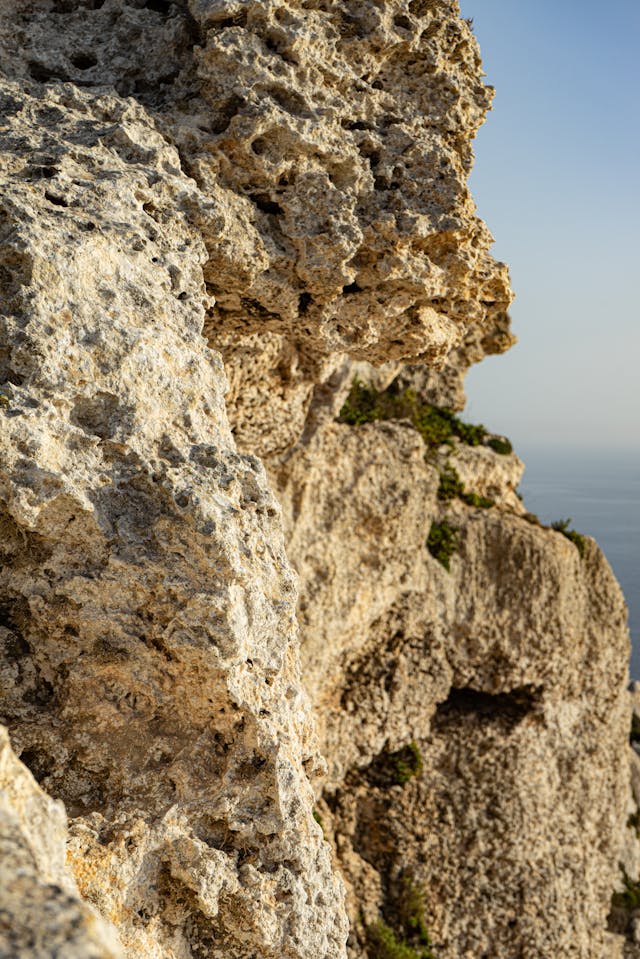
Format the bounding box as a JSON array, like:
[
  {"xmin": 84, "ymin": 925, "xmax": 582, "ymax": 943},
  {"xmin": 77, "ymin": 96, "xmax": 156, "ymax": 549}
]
[{"xmin": 517, "ymin": 447, "xmax": 640, "ymax": 678}]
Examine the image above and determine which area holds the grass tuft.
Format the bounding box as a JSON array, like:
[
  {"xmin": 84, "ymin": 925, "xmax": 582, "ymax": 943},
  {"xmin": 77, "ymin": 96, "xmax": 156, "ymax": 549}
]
[
  {"xmin": 367, "ymin": 877, "xmax": 436, "ymax": 959},
  {"xmin": 389, "ymin": 741, "xmax": 423, "ymax": 786}
]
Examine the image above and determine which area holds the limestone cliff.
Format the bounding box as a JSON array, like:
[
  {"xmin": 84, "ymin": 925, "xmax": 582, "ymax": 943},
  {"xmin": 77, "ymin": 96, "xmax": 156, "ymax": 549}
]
[{"xmin": 0, "ymin": 2, "xmax": 631, "ymax": 959}]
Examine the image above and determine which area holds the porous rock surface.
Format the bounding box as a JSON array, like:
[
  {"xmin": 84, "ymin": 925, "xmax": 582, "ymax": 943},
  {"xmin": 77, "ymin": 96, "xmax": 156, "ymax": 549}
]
[
  {"xmin": 0, "ymin": 74, "xmax": 345, "ymax": 959},
  {"xmin": 275, "ymin": 421, "xmax": 629, "ymax": 958},
  {"xmin": 0, "ymin": 725, "xmax": 123, "ymax": 958},
  {"xmin": 0, "ymin": 2, "xmax": 632, "ymax": 959}
]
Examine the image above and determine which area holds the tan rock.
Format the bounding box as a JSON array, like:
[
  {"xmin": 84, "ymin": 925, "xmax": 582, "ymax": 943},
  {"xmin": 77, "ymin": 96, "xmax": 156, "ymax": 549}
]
[
  {"xmin": 0, "ymin": 81, "xmax": 346, "ymax": 958},
  {"xmin": 0, "ymin": 725, "xmax": 123, "ymax": 959},
  {"xmin": 274, "ymin": 412, "xmax": 630, "ymax": 957},
  {"xmin": 0, "ymin": 2, "xmax": 631, "ymax": 959}
]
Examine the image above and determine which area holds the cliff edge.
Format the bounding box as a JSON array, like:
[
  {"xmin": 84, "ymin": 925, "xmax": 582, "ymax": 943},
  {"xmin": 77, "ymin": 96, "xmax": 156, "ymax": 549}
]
[{"xmin": 0, "ymin": 2, "xmax": 631, "ymax": 958}]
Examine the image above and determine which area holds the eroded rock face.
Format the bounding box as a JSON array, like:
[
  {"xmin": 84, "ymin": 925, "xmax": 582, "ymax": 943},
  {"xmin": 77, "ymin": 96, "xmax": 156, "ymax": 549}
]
[
  {"xmin": 0, "ymin": 0, "xmax": 513, "ymax": 457},
  {"xmin": 0, "ymin": 725, "xmax": 124, "ymax": 959},
  {"xmin": 0, "ymin": 80, "xmax": 346, "ymax": 958},
  {"xmin": 0, "ymin": 3, "xmax": 631, "ymax": 959},
  {"xmin": 276, "ymin": 418, "xmax": 629, "ymax": 958}
]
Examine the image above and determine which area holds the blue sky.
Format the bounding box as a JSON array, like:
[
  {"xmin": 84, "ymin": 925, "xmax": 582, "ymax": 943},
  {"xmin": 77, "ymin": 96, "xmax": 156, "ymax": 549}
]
[{"xmin": 457, "ymin": 0, "xmax": 640, "ymax": 454}]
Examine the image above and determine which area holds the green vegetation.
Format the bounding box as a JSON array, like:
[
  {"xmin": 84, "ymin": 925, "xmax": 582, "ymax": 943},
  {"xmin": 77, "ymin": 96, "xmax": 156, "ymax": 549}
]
[
  {"xmin": 398, "ymin": 878, "xmax": 434, "ymax": 952},
  {"xmin": 551, "ymin": 518, "xmax": 587, "ymax": 558},
  {"xmin": 462, "ymin": 491, "xmax": 495, "ymax": 509},
  {"xmin": 436, "ymin": 468, "xmax": 464, "ymax": 502},
  {"xmin": 389, "ymin": 741, "xmax": 423, "ymax": 786},
  {"xmin": 426, "ymin": 520, "xmax": 459, "ymax": 571},
  {"xmin": 627, "ymin": 808, "xmax": 640, "ymax": 836},
  {"xmin": 437, "ymin": 468, "xmax": 493, "ymax": 509},
  {"xmin": 367, "ymin": 878, "xmax": 436, "ymax": 959},
  {"xmin": 368, "ymin": 921, "xmax": 432, "ymax": 959},
  {"xmin": 312, "ymin": 808, "xmax": 326, "ymax": 838},
  {"xmin": 487, "ymin": 436, "xmax": 513, "ymax": 455},
  {"xmin": 611, "ymin": 870, "xmax": 640, "ymax": 912},
  {"xmin": 339, "ymin": 379, "xmax": 511, "ymax": 455},
  {"xmin": 522, "ymin": 512, "xmax": 542, "ymax": 527}
]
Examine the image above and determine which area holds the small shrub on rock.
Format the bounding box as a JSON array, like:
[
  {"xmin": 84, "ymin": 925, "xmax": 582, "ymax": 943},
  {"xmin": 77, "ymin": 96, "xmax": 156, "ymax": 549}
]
[
  {"xmin": 339, "ymin": 379, "xmax": 511, "ymax": 456},
  {"xmin": 426, "ymin": 520, "xmax": 459, "ymax": 571},
  {"xmin": 551, "ymin": 518, "xmax": 586, "ymax": 558}
]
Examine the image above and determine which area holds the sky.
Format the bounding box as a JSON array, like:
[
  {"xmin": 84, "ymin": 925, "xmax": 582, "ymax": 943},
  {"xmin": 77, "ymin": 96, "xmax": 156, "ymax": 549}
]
[{"xmin": 457, "ymin": 0, "xmax": 640, "ymax": 456}]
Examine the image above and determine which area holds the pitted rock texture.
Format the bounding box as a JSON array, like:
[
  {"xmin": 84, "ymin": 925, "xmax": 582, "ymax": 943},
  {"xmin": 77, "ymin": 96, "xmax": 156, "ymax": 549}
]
[
  {"xmin": 0, "ymin": 0, "xmax": 513, "ymax": 457},
  {"xmin": 0, "ymin": 726, "xmax": 123, "ymax": 959},
  {"xmin": 0, "ymin": 80, "xmax": 346, "ymax": 958},
  {"xmin": 0, "ymin": 3, "xmax": 631, "ymax": 959},
  {"xmin": 272, "ymin": 413, "xmax": 630, "ymax": 957}
]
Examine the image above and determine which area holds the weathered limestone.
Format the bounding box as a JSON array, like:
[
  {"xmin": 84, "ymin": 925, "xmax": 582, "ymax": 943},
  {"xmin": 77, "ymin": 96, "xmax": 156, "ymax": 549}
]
[
  {"xmin": 0, "ymin": 79, "xmax": 346, "ymax": 958},
  {"xmin": 274, "ymin": 414, "xmax": 629, "ymax": 957},
  {"xmin": 0, "ymin": 2, "xmax": 632, "ymax": 959},
  {"xmin": 0, "ymin": 725, "xmax": 124, "ymax": 959}
]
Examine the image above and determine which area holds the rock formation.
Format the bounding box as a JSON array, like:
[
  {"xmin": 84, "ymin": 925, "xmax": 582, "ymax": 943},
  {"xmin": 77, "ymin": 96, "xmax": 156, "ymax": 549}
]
[{"xmin": 0, "ymin": 2, "xmax": 631, "ymax": 958}]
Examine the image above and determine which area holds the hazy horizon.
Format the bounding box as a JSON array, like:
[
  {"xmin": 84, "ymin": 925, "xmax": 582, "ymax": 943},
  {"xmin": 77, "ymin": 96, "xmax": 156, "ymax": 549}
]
[{"xmin": 458, "ymin": 0, "xmax": 640, "ymax": 455}]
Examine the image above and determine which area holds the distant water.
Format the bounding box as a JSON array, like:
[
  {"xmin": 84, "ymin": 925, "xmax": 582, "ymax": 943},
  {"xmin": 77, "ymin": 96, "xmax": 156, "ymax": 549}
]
[{"xmin": 517, "ymin": 447, "xmax": 640, "ymax": 678}]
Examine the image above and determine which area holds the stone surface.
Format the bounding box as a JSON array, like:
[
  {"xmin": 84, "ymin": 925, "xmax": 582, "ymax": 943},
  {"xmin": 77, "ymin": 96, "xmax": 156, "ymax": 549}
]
[
  {"xmin": 273, "ymin": 413, "xmax": 630, "ymax": 957},
  {"xmin": 0, "ymin": 78, "xmax": 346, "ymax": 959},
  {"xmin": 0, "ymin": 3, "xmax": 632, "ymax": 959},
  {"xmin": 0, "ymin": 725, "xmax": 123, "ymax": 959},
  {"xmin": 0, "ymin": 0, "xmax": 514, "ymax": 457}
]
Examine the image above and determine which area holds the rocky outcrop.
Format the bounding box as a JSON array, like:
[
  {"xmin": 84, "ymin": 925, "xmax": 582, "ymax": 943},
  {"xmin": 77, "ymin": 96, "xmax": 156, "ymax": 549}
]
[
  {"xmin": 0, "ymin": 75, "xmax": 344, "ymax": 959},
  {"xmin": 0, "ymin": 2, "xmax": 631, "ymax": 959},
  {"xmin": 273, "ymin": 407, "xmax": 629, "ymax": 957}
]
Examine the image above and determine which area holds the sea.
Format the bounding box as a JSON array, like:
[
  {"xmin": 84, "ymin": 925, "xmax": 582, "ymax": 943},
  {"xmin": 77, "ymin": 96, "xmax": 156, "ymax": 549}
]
[{"xmin": 517, "ymin": 447, "xmax": 640, "ymax": 678}]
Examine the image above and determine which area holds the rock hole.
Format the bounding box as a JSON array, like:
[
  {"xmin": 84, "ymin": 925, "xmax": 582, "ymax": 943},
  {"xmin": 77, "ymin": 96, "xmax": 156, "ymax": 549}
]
[
  {"xmin": 210, "ymin": 94, "xmax": 246, "ymax": 134},
  {"xmin": 18, "ymin": 747, "xmax": 54, "ymax": 784},
  {"xmin": 336, "ymin": 12, "xmax": 366, "ymax": 39},
  {"xmin": 342, "ymin": 119, "xmax": 374, "ymax": 131},
  {"xmin": 70, "ymin": 52, "xmax": 98, "ymax": 70},
  {"xmin": 342, "ymin": 282, "xmax": 362, "ymax": 295},
  {"xmin": 28, "ymin": 62, "xmax": 69, "ymax": 83},
  {"xmin": 144, "ymin": 0, "xmax": 174, "ymax": 13},
  {"xmin": 22, "ymin": 678, "xmax": 55, "ymax": 708},
  {"xmin": 31, "ymin": 165, "xmax": 59, "ymax": 179},
  {"xmin": 409, "ymin": 0, "xmax": 436, "ymax": 14},
  {"xmin": 298, "ymin": 292, "xmax": 312, "ymax": 314},
  {"xmin": 44, "ymin": 191, "xmax": 69, "ymax": 207},
  {"xmin": 267, "ymin": 86, "xmax": 312, "ymax": 118},
  {"xmin": 52, "ymin": 0, "xmax": 105, "ymax": 10},
  {"xmin": 71, "ymin": 392, "xmax": 120, "ymax": 439},
  {"xmin": 264, "ymin": 32, "xmax": 298, "ymax": 64},
  {"xmin": 394, "ymin": 14, "xmax": 413, "ymax": 30},
  {"xmin": 210, "ymin": 9, "xmax": 248, "ymax": 29},
  {"xmin": 249, "ymin": 193, "xmax": 284, "ymax": 216},
  {"xmin": 142, "ymin": 201, "xmax": 160, "ymax": 221},
  {"xmin": 436, "ymin": 686, "xmax": 541, "ymax": 728},
  {"xmin": 251, "ymin": 137, "xmax": 268, "ymax": 155}
]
